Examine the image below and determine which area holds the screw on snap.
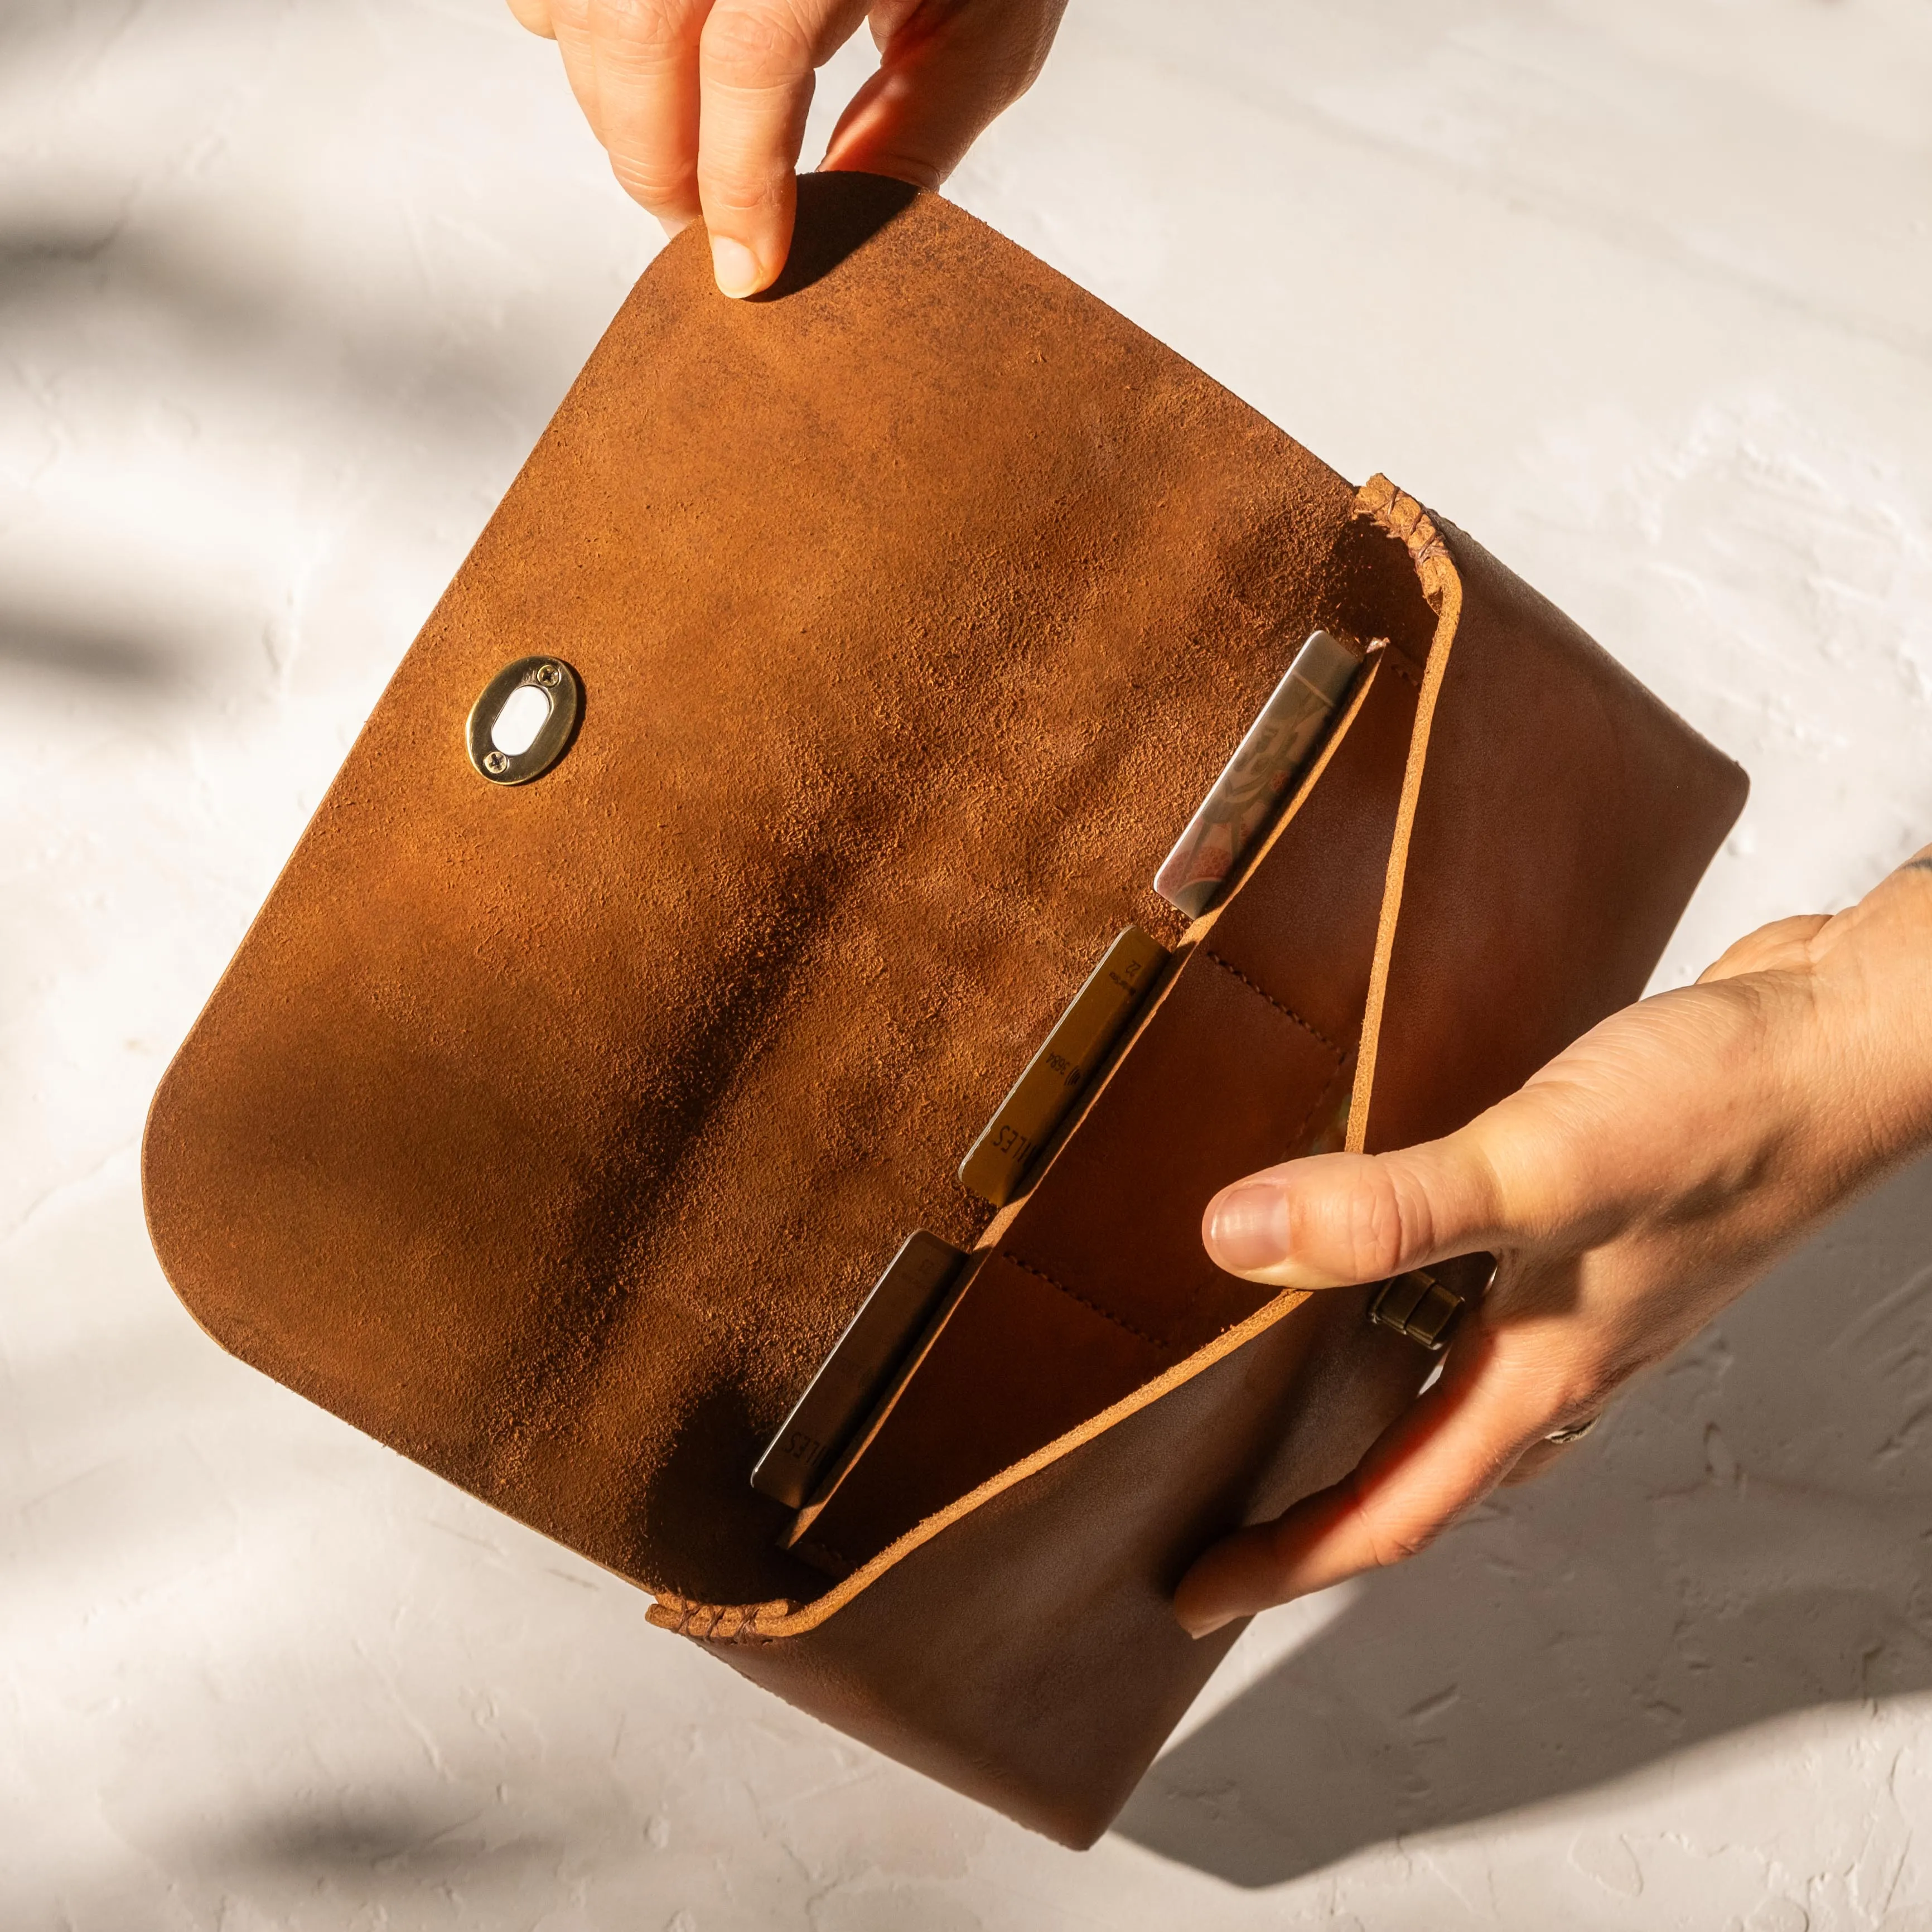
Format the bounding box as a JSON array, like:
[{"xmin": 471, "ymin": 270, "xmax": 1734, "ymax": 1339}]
[{"xmin": 466, "ymin": 656, "xmax": 582, "ymax": 785}]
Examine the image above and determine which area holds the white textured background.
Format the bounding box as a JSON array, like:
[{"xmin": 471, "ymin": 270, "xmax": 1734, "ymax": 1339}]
[{"xmin": 6, "ymin": 2, "xmax": 1932, "ymax": 1925}]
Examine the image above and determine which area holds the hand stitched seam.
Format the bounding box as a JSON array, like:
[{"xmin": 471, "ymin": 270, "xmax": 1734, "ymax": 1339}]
[
  {"xmin": 997, "ymin": 1251, "xmax": 1167, "ymax": 1353},
  {"xmin": 1200, "ymin": 949, "xmax": 1345, "ymax": 1064}
]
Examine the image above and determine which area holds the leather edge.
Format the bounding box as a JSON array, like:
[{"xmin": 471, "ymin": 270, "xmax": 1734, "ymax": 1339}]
[
  {"xmin": 1344, "ymin": 475, "xmax": 1465, "ymax": 1155},
  {"xmin": 645, "ymin": 1281, "xmax": 1314, "ymax": 1642}
]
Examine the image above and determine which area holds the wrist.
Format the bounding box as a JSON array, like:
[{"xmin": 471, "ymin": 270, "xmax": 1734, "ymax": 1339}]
[{"xmin": 1808, "ymin": 854, "xmax": 1932, "ymax": 1167}]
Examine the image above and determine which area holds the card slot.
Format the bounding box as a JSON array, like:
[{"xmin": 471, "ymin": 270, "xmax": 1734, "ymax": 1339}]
[
  {"xmin": 1199, "ymin": 645, "xmax": 1421, "ymax": 1051},
  {"xmin": 789, "ymin": 1249, "xmax": 1172, "ymax": 1574},
  {"xmin": 996, "ymin": 954, "xmax": 1342, "ymax": 1353}
]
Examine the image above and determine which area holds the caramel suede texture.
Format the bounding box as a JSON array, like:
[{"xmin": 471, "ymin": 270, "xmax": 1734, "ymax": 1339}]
[
  {"xmin": 143, "ymin": 177, "xmax": 1749, "ymax": 1846},
  {"xmin": 144, "ymin": 177, "xmax": 1358, "ymax": 1608}
]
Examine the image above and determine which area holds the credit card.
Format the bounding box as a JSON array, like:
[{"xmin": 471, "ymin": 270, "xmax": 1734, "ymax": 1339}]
[
  {"xmin": 1154, "ymin": 629, "xmax": 1360, "ymax": 918},
  {"xmin": 780, "ymin": 1250, "xmax": 987, "ymax": 1571},
  {"xmin": 750, "ymin": 1230, "xmax": 967, "ymax": 1509},
  {"xmin": 957, "ymin": 925, "xmax": 1168, "ymax": 1209}
]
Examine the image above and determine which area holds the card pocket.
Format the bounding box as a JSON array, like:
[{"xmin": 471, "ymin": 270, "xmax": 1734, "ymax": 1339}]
[{"xmin": 789, "ymin": 642, "xmax": 1423, "ymax": 1574}]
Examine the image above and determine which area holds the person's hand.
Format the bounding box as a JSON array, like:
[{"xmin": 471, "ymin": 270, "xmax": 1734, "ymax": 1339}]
[
  {"xmin": 1174, "ymin": 849, "xmax": 1932, "ymax": 1638},
  {"xmin": 505, "ymin": 0, "xmax": 1069, "ymax": 296}
]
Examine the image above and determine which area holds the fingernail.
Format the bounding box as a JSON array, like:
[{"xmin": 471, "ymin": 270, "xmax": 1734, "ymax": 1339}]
[
  {"xmin": 1180, "ymin": 1610, "xmax": 1235, "ymax": 1640},
  {"xmin": 709, "ymin": 235, "xmax": 763, "ymax": 298},
  {"xmin": 1204, "ymin": 1182, "xmax": 1291, "ymax": 1273}
]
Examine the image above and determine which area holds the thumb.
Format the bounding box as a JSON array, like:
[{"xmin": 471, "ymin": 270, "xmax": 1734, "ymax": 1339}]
[{"xmin": 1202, "ymin": 1132, "xmax": 1509, "ymax": 1292}]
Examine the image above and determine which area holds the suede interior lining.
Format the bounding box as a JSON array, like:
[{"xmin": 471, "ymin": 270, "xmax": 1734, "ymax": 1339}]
[{"xmin": 144, "ymin": 176, "xmax": 1385, "ymax": 1608}]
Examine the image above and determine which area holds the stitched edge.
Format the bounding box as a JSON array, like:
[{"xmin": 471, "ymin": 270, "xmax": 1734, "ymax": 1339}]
[
  {"xmin": 997, "ymin": 1252, "xmax": 1167, "ymax": 1353},
  {"xmin": 1355, "ymin": 474, "xmax": 1457, "ymax": 611},
  {"xmin": 1200, "ymin": 949, "xmax": 1345, "ymax": 1064},
  {"xmin": 649, "ymin": 1593, "xmax": 795, "ymax": 1645}
]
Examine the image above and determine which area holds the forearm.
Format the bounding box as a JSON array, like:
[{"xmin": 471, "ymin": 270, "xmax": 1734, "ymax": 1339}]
[{"xmin": 1682, "ymin": 849, "xmax": 1932, "ymax": 1263}]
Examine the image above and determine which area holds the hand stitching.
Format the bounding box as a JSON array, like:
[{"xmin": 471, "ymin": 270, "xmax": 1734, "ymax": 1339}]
[
  {"xmin": 1200, "ymin": 949, "xmax": 1345, "ymax": 1062},
  {"xmin": 997, "ymin": 1252, "xmax": 1167, "ymax": 1352}
]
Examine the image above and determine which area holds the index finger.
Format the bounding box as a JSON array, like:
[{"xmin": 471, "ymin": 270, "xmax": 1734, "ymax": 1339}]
[
  {"xmin": 1173, "ymin": 1325, "xmax": 1572, "ymax": 1635},
  {"xmin": 588, "ymin": 0, "xmax": 709, "ymax": 231},
  {"xmin": 696, "ymin": 0, "xmax": 868, "ymax": 296}
]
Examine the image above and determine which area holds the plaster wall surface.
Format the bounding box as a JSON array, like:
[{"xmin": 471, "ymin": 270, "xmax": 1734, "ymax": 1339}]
[{"xmin": 5, "ymin": 2, "xmax": 1932, "ymax": 1926}]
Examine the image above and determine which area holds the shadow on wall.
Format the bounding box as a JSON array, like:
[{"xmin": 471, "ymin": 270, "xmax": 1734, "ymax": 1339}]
[
  {"xmin": 1118, "ymin": 1151, "xmax": 1932, "ymax": 1887},
  {"xmin": 0, "ymin": 603, "xmax": 191, "ymax": 687},
  {"xmin": 192, "ymin": 1801, "xmax": 573, "ymax": 1892},
  {"xmin": 0, "ymin": 205, "xmax": 615, "ymax": 702},
  {"xmin": 0, "ymin": 213, "xmax": 581, "ymax": 467}
]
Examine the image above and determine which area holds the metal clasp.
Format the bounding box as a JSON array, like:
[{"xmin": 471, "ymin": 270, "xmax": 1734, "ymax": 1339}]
[
  {"xmin": 1368, "ymin": 1268, "xmax": 1467, "ymax": 1351},
  {"xmin": 466, "ymin": 656, "xmax": 582, "ymax": 785}
]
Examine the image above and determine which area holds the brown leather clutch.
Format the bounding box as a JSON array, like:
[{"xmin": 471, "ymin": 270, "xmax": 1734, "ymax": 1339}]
[{"xmin": 142, "ymin": 174, "xmax": 1747, "ymax": 1848}]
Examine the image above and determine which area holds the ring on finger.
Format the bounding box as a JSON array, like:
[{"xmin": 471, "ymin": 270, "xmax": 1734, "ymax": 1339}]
[{"xmin": 1544, "ymin": 1415, "xmax": 1601, "ymax": 1446}]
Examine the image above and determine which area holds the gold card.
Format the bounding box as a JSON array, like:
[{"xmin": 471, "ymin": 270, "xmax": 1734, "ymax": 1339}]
[{"xmin": 958, "ymin": 925, "xmax": 1169, "ymax": 1208}]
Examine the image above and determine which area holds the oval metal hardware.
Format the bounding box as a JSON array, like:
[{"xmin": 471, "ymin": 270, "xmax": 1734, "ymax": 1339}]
[{"xmin": 466, "ymin": 656, "xmax": 582, "ymax": 785}]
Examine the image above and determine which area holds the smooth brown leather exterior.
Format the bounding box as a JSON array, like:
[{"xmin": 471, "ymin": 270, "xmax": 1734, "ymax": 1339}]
[{"xmin": 142, "ymin": 175, "xmax": 1749, "ymax": 1848}]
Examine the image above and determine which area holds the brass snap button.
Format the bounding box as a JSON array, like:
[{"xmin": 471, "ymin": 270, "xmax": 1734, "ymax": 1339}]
[{"xmin": 466, "ymin": 657, "xmax": 582, "ymax": 785}]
